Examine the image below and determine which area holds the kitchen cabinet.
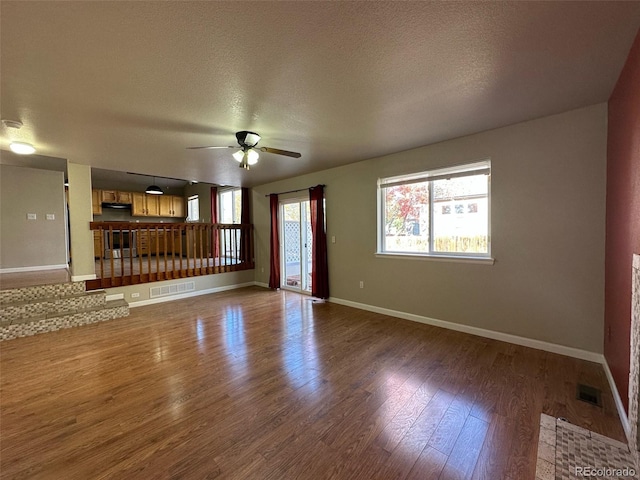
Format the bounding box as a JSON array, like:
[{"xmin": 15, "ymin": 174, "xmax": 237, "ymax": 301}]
[
  {"xmin": 101, "ymin": 190, "xmax": 132, "ymax": 204},
  {"xmin": 137, "ymin": 229, "xmax": 182, "ymax": 256},
  {"xmin": 132, "ymin": 193, "xmax": 160, "ymax": 217},
  {"xmin": 92, "ymin": 189, "xmax": 102, "ymax": 215},
  {"xmin": 159, "ymin": 195, "xmax": 185, "ymax": 218}
]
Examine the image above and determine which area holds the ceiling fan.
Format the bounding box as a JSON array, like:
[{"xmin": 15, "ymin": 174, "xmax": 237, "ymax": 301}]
[{"xmin": 187, "ymin": 131, "xmax": 301, "ymax": 170}]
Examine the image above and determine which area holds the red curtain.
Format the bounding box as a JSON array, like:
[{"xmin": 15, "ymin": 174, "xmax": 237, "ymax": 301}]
[
  {"xmin": 211, "ymin": 186, "xmax": 219, "ymax": 257},
  {"xmin": 310, "ymin": 185, "xmax": 329, "ymax": 299},
  {"xmin": 268, "ymin": 194, "xmax": 281, "ymax": 289},
  {"xmin": 240, "ymin": 187, "xmax": 250, "ymax": 261}
]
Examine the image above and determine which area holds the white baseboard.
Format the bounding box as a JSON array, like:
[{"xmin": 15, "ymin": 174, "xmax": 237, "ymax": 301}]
[
  {"xmin": 328, "ymin": 296, "xmax": 604, "ymax": 363},
  {"xmin": 0, "ymin": 264, "xmax": 68, "ymax": 274},
  {"xmin": 129, "ymin": 282, "xmax": 256, "ymax": 307},
  {"xmin": 254, "ymin": 282, "xmax": 269, "ymax": 289},
  {"xmin": 71, "ymin": 273, "xmax": 97, "ymax": 282},
  {"xmin": 603, "ymin": 359, "xmax": 631, "ymax": 441},
  {"xmin": 106, "ymin": 293, "xmax": 125, "ymax": 302}
]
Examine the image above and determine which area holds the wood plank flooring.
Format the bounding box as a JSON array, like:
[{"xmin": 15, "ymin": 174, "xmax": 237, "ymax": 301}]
[
  {"xmin": 0, "ymin": 268, "xmax": 71, "ymax": 290},
  {"xmin": 0, "ymin": 287, "xmax": 625, "ymax": 479}
]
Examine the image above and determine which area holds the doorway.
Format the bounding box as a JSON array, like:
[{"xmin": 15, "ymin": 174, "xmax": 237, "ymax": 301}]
[{"xmin": 280, "ymin": 199, "xmax": 312, "ymax": 293}]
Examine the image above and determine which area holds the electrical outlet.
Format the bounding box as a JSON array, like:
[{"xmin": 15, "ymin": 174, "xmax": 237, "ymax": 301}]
[
  {"xmin": 332, "ymin": 236, "xmax": 336, "ymax": 244},
  {"xmin": 131, "ymin": 292, "xmax": 140, "ymax": 298},
  {"xmin": 261, "ymin": 267, "xmax": 264, "ymax": 273},
  {"xmin": 27, "ymin": 213, "xmax": 36, "ymax": 220},
  {"xmin": 46, "ymin": 214, "xmax": 55, "ymax": 220},
  {"xmin": 359, "ymin": 281, "xmax": 364, "ymax": 289}
]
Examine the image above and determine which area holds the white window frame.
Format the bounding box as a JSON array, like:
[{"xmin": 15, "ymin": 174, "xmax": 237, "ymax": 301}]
[
  {"xmin": 377, "ymin": 160, "xmax": 493, "ymax": 264},
  {"xmin": 187, "ymin": 195, "xmax": 199, "ymax": 222},
  {"xmin": 219, "ymin": 188, "xmax": 242, "ymax": 224}
]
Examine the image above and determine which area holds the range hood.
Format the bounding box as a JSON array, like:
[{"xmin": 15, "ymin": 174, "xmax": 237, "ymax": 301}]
[{"xmin": 102, "ymin": 202, "xmax": 131, "ymax": 209}]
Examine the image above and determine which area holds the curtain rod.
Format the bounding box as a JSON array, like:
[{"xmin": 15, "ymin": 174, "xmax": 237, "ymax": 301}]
[{"xmin": 265, "ymin": 184, "xmax": 325, "ymax": 197}]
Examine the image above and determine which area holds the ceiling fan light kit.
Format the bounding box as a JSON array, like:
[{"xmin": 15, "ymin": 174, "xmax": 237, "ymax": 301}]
[{"xmin": 188, "ymin": 130, "xmax": 301, "ymax": 170}]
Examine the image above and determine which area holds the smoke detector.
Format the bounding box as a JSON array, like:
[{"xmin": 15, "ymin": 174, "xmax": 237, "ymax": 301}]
[{"xmin": 2, "ymin": 119, "xmax": 23, "ymax": 129}]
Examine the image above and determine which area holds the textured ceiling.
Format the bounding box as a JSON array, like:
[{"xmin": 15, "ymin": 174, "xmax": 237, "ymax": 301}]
[{"xmin": 1, "ymin": 1, "xmax": 639, "ymax": 188}]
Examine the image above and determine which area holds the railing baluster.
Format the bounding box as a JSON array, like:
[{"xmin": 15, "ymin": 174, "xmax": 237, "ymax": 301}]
[
  {"xmin": 163, "ymin": 226, "xmax": 167, "ymax": 280},
  {"xmin": 99, "ymin": 227, "xmax": 104, "ymax": 282},
  {"xmin": 171, "ymin": 226, "xmax": 176, "ymax": 278},
  {"xmin": 206, "ymin": 225, "xmax": 211, "ymax": 273},
  {"xmin": 186, "ymin": 224, "xmax": 192, "ymax": 276},
  {"xmin": 179, "ymin": 225, "xmax": 184, "ymax": 276},
  {"xmin": 155, "ymin": 226, "xmax": 160, "ymax": 280},
  {"xmin": 146, "ymin": 227, "xmax": 151, "ymax": 280},
  {"xmin": 109, "ymin": 226, "xmax": 114, "ymax": 286},
  {"xmin": 128, "ymin": 229, "xmax": 133, "ymax": 283},
  {"xmin": 138, "ymin": 228, "xmax": 143, "ymax": 282}
]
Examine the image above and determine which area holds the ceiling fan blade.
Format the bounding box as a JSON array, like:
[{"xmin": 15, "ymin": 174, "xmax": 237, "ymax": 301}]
[
  {"xmin": 258, "ymin": 147, "xmax": 302, "ymax": 158},
  {"xmin": 186, "ymin": 146, "xmax": 235, "ymax": 150}
]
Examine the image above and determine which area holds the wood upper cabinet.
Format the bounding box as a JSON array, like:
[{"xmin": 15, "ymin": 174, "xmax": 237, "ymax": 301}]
[
  {"xmin": 101, "ymin": 190, "xmax": 132, "ymax": 204},
  {"xmin": 92, "ymin": 189, "xmax": 102, "ymax": 215},
  {"xmin": 132, "ymin": 193, "xmax": 160, "ymax": 217},
  {"xmin": 117, "ymin": 191, "xmax": 133, "ymax": 204},
  {"xmin": 159, "ymin": 195, "xmax": 185, "ymax": 218},
  {"xmin": 172, "ymin": 197, "xmax": 185, "ymax": 218}
]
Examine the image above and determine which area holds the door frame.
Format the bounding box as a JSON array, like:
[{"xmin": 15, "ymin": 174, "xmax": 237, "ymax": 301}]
[{"xmin": 279, "ymin": 197, "xmax": 311, "ymax": 294}]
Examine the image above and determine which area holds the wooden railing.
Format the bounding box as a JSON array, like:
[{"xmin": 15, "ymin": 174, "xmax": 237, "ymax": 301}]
[{"xmin": 86, "ymin": 222, "xmax": 254, "ymax": 290}]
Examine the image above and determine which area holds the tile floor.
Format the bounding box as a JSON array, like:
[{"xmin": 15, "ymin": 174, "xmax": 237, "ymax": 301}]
[{"xmin": 536, "ymin": 414, "xmax": 638, "ymax": 480}]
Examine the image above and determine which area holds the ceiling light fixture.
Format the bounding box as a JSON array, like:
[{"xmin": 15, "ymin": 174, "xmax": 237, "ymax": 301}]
[
  {"xmin": 232, "ymin": 149, "xmax": 244, "ymax": 162},
  {"xmin": 3, "ymin": 120, "xmax": 37, "ymax": 155},
  {"xmin": 10, "ymin": 142, "xmax": 36, "ymax": 155},
  {"xmin": 145, "ymin": 177, "xmax": 163, "ymax": 195},
  {"xmin": 233, "ymin": 148, "xmax": 259, "ymax": 170}
]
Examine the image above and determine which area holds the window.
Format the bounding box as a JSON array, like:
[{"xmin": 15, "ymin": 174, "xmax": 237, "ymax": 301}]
[
  {"xmin": 187, "ymin": 195, "xmax": 199, "ymax": 222},
  {"xmin": 219, "ymin": 188, "xmax": 242, "ymax": 224},
  {"xmin": 378, "ymin": 160, "xmax": 491, "ymax": 258}
]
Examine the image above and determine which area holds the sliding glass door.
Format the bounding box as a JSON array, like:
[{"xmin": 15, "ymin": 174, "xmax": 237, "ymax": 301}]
[{"xmin": 281, "ymin": 199, "xmax": 312, "ymax": 293}]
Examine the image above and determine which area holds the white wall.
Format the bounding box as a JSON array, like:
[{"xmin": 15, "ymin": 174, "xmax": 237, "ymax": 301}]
[
  {"xmin": 252, "ymin": 104, "xmax": 608, "ymax": 353},
  {"xmin": 0, "ymin": 164, "xmax": 68, "ymax": 270}
]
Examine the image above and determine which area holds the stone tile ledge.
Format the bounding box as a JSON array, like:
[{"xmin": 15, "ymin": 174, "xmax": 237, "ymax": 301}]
[{"xmin": 535, "ymin": 414, "xmax": 638, "ymax": 480}]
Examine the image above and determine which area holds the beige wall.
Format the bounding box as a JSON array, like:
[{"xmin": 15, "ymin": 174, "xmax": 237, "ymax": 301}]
[
  {"xmin": 252, "ymin": 103, "xmax": 608, "ymax": 353},
  {"xmin": 67, "ymin": 162, "xmax": 95, "ymax": 280},
  {"xmin": 0, "ymin": 164, "xmax": 68, "ymax": 270}
]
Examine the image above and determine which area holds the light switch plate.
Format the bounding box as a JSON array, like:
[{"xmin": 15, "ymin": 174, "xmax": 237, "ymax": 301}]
[
  {"xmin": 27, "ymin": 213, "xmax": 37, "ymax": 220},
  {"xmin": 46, "ymin": 214, "xmax": 55, "ymax": 220}
]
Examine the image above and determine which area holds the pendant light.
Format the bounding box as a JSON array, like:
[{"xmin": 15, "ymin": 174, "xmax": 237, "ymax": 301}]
[{"xmin": 145, "ymin": 177, "xmax": 163, "ymax": 195}]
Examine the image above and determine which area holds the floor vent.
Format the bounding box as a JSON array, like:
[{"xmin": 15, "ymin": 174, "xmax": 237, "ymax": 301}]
[
  {"xmin": 576, "ymin": 384, "xmax": 602, "ymax": 407},
  {"xmin": 150, "ymin": 281, "xmax": 195, "ymax": 299}
]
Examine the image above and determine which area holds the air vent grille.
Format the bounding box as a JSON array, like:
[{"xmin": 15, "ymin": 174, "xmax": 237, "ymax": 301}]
[
  {"xmin": 576, "ymin": 384, "xmax": 602, "ymax": 407},
  {"xmin": 150, "ymin": 281, "xmax": 195, "ymax": 299}
]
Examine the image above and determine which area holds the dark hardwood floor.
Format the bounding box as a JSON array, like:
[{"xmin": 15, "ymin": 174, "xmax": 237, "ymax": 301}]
[
  {"xmin": 0, "ymin": 287, "xmax": 625, "ymax": 479},
  {"xmin": 0, "ymin": 268, "xmax": 71, "ymax": 290}
]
